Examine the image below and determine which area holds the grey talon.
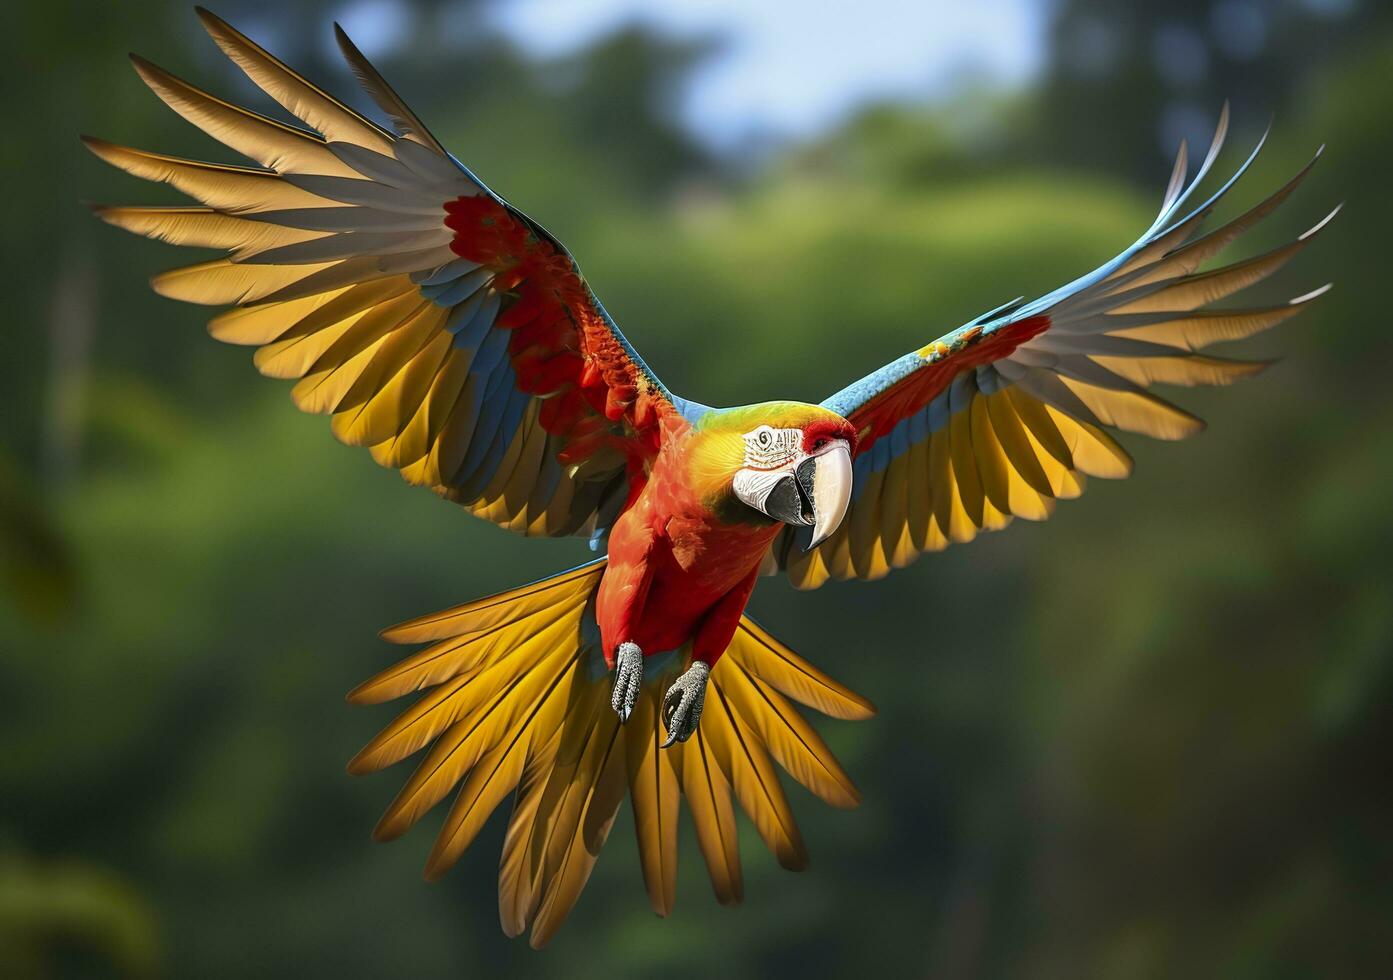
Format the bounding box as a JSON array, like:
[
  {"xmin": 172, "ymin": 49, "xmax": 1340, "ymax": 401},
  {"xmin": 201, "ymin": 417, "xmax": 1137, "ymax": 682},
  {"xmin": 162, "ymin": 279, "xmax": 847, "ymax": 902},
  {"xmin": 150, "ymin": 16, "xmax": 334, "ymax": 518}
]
[
  {"xmin": 611, "ymin": 642, "xmax": 643, "ymax": 723},
  {"xmin": 661, "ymin": 660, "xmax": 710, "ymax": 748}
]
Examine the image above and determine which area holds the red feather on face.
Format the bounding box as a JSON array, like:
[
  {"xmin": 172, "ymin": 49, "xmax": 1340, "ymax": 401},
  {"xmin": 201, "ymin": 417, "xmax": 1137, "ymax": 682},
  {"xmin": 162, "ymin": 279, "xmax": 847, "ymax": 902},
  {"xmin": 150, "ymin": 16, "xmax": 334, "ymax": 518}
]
[{"xmin": 801, "ymin": 417, "xmax": 859, "ymax": 455}]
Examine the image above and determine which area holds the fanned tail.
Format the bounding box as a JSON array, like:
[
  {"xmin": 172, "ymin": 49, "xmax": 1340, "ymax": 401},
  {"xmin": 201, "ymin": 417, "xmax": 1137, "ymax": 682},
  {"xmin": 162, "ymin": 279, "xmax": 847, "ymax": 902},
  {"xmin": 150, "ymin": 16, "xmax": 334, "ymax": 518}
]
[{"xmin": 348, "ymin": 558, "xmax": 875, "ymax": 948}]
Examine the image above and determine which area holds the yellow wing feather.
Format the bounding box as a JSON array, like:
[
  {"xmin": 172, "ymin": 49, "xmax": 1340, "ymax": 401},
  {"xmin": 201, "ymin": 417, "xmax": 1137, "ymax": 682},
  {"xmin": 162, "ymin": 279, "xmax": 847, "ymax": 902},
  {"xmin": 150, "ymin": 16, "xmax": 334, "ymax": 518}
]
[
  {"xmin": 776, "ymin": 120, "xmax": 1331, "ymax": 588},
  {"xmin": 624, "ymin": 685, "xmax": 682, "ymax": 917},
  {"xmin": 348, "ymin": 562, "xmax": 868, "ymax": 944},
  {"xmin": 671, "ymin": 729, "xmax": 743, "ymax": 905},
  {"xmin": 703, "ymin": 679, "xmax": 807, "ymax": 870},
  {"xmin": 719, "ymin": 662, "xmax": 860, "ymax": 808}
]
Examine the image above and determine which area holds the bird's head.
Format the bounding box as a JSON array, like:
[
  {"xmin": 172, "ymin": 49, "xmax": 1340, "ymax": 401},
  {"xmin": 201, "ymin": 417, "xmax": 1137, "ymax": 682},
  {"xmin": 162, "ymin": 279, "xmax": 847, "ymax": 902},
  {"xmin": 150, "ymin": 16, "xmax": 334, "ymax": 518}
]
[{"xmin": 691, "ymin": 403, "xmax": 856, "ymax": 548}]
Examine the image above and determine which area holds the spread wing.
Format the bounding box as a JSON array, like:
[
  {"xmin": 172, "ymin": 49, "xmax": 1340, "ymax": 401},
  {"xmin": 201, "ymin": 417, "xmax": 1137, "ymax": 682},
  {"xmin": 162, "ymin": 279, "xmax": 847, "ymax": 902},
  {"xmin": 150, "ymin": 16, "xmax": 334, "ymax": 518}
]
[
  {"xmin": 87, "ymin": 8, "xmax": 684, "ymax": 541},
  {"xmin": 771, "ymin": 106, "xmax": 1337, "ymax": 588}
]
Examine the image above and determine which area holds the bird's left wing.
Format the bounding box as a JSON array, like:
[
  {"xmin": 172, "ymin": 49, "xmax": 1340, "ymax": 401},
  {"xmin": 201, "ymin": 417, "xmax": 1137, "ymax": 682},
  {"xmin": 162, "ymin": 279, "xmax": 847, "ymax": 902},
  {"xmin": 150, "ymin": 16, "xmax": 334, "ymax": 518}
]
[
  {"xmin": 771, "ymin": 107, "xmax": 1336, "ymax": 589},
  {"xmin": 87, "ymin": 9, "xmax": 683, "ymax": 541}
]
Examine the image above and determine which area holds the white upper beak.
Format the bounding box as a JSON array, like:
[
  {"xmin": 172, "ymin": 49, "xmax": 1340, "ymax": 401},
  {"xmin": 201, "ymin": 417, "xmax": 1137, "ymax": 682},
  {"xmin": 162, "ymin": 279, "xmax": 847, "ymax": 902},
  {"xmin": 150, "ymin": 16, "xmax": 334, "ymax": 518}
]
[{"xmin": 806, "ymin": 441, "xmax": 852, "ymax": 548}]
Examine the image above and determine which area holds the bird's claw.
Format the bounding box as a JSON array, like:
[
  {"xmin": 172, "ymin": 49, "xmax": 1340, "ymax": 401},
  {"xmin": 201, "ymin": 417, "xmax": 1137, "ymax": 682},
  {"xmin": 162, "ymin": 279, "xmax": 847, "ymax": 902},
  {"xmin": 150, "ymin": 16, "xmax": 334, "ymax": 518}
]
[
  {"xmin": 661, "ymin": 660, "xmax": 710, "ymax": 748},
  {"xmin": 611, "ymin": 642, "xmax": 643, "ymax": 723}
]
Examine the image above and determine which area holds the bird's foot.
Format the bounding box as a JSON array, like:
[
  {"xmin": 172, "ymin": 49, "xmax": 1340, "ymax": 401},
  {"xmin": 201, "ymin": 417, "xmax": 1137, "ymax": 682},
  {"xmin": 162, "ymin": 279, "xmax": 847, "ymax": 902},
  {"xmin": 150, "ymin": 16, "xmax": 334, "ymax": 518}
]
[
  {"xmin": 611, "ymin": 642, "xmax": 643, "ymax": 723},
  {"xmin": 661, "ymin": 660, "xmax": 710, "ymax": 748}
]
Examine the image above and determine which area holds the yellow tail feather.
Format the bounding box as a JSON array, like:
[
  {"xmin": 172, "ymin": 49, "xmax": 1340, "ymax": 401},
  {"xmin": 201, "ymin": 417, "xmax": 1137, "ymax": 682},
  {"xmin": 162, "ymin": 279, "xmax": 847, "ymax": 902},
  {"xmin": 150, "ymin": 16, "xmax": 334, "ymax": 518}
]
[{"xmin": 350, "ymin": 558, "xmax": 875, "ymax": 948}]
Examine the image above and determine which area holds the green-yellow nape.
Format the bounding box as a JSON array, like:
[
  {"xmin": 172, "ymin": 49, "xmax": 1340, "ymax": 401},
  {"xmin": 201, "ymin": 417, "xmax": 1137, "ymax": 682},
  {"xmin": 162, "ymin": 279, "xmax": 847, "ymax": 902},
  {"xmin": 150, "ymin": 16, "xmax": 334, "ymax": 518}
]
[{"xmin": 695, "ymin": 401, "xmax": 851, "ymax": 436}]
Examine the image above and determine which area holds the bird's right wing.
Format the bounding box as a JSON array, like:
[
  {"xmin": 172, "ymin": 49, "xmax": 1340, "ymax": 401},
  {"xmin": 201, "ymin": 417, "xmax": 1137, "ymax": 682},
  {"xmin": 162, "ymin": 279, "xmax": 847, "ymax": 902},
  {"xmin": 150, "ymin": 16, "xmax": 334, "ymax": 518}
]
[{"xmin": 88, "ymin": 9, "xmax": 685, "ymax": 542}]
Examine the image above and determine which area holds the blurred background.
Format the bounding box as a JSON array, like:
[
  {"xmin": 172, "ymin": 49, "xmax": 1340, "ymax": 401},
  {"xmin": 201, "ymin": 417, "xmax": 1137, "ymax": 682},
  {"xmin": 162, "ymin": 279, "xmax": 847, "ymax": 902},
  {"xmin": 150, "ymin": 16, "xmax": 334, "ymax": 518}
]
[{"xmin": 3, "ymin": 0, "xmax": 1391, "ymax": 975}]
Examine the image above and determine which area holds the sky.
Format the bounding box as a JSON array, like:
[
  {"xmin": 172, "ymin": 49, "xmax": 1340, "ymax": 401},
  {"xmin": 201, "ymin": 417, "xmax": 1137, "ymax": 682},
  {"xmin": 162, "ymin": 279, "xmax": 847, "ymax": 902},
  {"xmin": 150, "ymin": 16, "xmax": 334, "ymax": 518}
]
[
  {"xmin": 336, "ymin": 0, "xmax": 1048, "ymax": 151},
  {"xmin": 486, "ymin": 0, "xmax": 1046, "ymax": 148}
]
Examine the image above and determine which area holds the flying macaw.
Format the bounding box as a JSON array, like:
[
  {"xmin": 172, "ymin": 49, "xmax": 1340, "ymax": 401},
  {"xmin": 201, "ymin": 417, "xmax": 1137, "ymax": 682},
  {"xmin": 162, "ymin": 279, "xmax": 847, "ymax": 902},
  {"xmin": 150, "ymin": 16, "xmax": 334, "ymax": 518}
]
[{"xmin": 88, "ymin": 9, "xmax": 1334, "ymax": 948}]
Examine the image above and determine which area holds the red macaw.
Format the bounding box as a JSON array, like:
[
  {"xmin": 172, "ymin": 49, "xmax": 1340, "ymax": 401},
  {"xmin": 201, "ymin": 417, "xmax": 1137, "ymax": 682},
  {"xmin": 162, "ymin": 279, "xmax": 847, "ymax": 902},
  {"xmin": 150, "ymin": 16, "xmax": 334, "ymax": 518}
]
[{"xmin": 88, "ymin": 9, "xmax": 1334, "ymax": 947}]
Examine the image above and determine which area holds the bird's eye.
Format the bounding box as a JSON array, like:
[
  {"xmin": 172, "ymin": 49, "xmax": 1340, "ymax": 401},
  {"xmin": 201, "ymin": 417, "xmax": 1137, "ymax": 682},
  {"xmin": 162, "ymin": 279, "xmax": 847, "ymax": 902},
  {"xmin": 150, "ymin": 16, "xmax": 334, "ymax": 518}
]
[
  {"xmin": 756, "ymin": 429, "xmax": 772, "ymax": 446},
  {"xmin": 812, "ymin": 438, "xmax": 827, "ymax": 450}
]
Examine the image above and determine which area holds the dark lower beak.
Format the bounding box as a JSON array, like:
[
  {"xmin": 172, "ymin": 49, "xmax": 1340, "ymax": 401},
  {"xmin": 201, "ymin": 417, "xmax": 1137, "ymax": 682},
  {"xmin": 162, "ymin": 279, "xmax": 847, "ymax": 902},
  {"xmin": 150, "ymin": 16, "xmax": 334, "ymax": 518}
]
[{"xmin": 762, "ymin": 474, "xmax": 808, "ymax": 526}]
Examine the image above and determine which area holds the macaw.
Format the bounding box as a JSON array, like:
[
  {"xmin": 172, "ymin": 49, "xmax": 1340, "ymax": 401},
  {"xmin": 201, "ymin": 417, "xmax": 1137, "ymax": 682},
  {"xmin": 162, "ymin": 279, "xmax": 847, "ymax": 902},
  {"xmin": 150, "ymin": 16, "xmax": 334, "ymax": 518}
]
[{"xmin": 87, "ymin": 9, "xmax": 1334, "ymax": 948}]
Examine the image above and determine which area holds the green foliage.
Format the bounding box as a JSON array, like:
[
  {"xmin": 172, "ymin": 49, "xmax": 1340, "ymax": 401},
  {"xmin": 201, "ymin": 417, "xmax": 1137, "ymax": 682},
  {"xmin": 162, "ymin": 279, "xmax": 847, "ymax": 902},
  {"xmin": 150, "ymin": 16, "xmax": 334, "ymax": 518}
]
[
  {"xmin": 0, "ymin": 851, "xmax": 157, "ymax": 979},
  {"xmin": 0, "ymin": 457, "xmax": 77, "ymax": 625},
  {"xmin": 3, "ymin": 1, "xmax": 1390, "ymax": 976}
]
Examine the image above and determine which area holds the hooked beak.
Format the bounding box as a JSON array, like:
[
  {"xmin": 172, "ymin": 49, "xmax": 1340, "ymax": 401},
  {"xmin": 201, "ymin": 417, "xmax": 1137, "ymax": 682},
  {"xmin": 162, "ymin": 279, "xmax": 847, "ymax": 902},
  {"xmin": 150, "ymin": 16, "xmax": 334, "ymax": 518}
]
[
  {"xmin": 731, "ymin": 439, "xmax": 854, "ymax": 547},
  {"xmin": 799, "ymin": 441, "xmax": 852, "ymax": 549}
]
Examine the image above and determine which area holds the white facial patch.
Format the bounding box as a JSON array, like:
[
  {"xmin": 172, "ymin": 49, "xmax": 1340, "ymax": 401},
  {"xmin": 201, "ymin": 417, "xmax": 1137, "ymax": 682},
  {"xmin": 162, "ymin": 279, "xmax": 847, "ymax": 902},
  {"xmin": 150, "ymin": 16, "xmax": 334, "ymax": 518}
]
[
  {"xmin": 731, "ymin": 467, "xmax": 793, "ymax": 512},
  {"xmin": 741, "ymin": 425, "xmax": 802, "ymax": 471}
]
